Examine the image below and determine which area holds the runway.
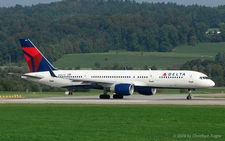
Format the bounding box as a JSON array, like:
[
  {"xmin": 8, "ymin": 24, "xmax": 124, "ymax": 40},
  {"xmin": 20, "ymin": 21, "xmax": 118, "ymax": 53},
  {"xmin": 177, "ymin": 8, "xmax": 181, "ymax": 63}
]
[{"xmin": 0, "ymin": 94, "xmax": 225, "ymax": 105}]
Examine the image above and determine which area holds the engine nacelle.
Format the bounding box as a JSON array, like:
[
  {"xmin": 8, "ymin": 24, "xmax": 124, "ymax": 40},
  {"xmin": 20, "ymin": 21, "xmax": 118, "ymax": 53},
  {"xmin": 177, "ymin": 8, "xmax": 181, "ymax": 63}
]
[
  {"xmin": 110, "ymin": 83, "xmax": 134, "ymax": 96},
  {"xmin": 137, "ymin": 88, "xmax": 157, "ymax": 95}
]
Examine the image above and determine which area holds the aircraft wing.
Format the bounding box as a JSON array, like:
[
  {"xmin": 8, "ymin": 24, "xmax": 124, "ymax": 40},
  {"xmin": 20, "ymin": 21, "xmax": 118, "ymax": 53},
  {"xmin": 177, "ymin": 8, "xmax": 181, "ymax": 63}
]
[
  {"xmin": 70, "ymin": 78, "xmax": 115, "ymax": 85},
  {"xmin": 68, "ymin": 78, "xmax": 147, "ymax": 87}
]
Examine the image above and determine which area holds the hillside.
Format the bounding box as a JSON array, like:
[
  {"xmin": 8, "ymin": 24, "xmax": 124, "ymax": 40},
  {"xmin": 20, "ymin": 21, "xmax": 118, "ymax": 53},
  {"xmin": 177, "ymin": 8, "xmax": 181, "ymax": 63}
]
[
  {"xmin": 53, "ymin": 42, "xmax": 225, "ymax": 69},
  {"xmin": 0, "ymin": 0, "xmax": 225, "ymax": 65}
]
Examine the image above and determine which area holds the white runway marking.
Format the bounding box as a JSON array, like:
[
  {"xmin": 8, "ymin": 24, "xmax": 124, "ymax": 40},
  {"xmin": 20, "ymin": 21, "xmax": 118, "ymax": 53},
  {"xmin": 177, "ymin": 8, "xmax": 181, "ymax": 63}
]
[{"xmin": 0, "ymin": 94, "xmax": 225, "ymax": 105}]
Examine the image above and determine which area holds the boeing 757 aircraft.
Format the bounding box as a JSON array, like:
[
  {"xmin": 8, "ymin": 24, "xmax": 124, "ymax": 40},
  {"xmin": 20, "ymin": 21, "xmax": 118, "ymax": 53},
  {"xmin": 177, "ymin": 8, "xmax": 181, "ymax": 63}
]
[{"xmin": 19, "ymin": 39, "xmax": 215, "ymax": 100}]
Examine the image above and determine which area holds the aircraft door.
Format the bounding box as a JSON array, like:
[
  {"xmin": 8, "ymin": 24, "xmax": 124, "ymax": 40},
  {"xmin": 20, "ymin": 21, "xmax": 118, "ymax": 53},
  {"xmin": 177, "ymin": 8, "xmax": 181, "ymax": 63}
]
[
  {"xmin": 149, "ymin": 74, "xmax": 154, "ymax": 82},
  {"xmin": 189, "ymin": 75, "xmax": 193, "ymax": 83}
]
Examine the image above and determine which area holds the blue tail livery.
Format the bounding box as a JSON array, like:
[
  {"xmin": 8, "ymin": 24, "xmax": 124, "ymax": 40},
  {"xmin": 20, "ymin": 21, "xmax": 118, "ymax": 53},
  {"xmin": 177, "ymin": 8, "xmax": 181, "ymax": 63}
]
[{"xmin": 19, "ymin": 39, "xmax": 57, "ymax": 72}]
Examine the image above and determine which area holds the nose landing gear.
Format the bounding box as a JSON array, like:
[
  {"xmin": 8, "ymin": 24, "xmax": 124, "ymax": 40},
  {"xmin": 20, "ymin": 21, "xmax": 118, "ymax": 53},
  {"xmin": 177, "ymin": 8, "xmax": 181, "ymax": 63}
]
[{"xmin": 186, "ymin": 89, "xmax": 195, "ymax": 100}]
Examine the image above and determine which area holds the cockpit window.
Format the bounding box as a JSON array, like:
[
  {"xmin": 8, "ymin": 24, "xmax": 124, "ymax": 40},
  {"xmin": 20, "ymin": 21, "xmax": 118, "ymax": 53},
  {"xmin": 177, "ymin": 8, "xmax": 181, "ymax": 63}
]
[{"xmin": 200, "ymin": 76, "xmax": 209, "ymax": 79}]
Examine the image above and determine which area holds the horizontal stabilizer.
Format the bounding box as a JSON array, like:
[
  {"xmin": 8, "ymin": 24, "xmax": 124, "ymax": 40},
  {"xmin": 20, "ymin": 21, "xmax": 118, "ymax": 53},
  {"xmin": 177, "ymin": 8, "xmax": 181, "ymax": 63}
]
[{"xmin": 21, "ymin": 74, "xmax": 43, "ymax": 79}]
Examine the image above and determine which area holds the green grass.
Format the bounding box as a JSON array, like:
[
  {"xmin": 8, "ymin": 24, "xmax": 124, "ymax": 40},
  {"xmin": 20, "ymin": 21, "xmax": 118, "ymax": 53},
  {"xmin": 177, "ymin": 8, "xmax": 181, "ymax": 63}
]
[
  {"xmin": 0, "ymin": 105, "xmax": 224, "ymax": 141},
  {"xmin": 172, "ymin": 42, "xmax": 225, "ymax": 56},
  {"xmin": 53, "ymin": 42, "xmax": 225, "ymax": 69}
]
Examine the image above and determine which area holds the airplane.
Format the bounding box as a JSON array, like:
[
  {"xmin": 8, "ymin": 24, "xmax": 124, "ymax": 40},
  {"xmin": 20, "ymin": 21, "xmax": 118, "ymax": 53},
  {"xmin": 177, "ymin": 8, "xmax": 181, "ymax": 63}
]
[{"xmin": 19, "ymin": 38, "xmax": 215, "ymax": 100}]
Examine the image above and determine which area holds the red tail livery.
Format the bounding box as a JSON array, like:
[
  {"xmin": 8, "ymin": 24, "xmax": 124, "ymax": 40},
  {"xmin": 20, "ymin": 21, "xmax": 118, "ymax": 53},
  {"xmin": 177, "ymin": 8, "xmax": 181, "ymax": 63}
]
[{"xmin": 19, "ymin": 39, "xmax": 56, "ymax": 72}]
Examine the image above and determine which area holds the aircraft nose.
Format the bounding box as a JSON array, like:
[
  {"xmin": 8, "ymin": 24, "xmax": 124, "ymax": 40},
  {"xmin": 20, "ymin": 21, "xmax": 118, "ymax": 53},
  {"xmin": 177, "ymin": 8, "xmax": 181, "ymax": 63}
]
[{"xmin": 209, "ymin": 80, "xmax": 215, "ymax": 87}]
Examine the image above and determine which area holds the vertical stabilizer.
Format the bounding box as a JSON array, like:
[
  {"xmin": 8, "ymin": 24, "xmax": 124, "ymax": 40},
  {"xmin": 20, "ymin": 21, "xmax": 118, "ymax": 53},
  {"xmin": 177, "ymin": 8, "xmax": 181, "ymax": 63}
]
[{"xmin": 20, "ymin": 39, "xmax": 57, "ymax": 72}]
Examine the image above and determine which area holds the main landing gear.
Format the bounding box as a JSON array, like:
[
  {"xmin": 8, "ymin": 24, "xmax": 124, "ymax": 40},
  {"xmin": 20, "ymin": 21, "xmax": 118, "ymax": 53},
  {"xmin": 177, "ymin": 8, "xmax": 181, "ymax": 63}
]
[
  {"xmin": 65, "ymin": 91, "xmax": 73, "ymax": 95},
  {"xmin": 113, "ymin": 94, "xmax": 124, "ymax": 99},
  {"xmin": 99, "ymin": 94, "xmax": 110, "ymax": 99},
  {"xmin": 99, "ymin": 88, "xmax": 124, "ymax": 99},
  {"xmin": 99, "ymin": 94, "xmax": 124, "ymax": 99},
  {"xmin": 100, "ymin": 94, "xmax": 124, "ymax": 99},
  {"xmin": 99, "ymin": 88, "xmax": 110, "ymax": 99},
  {"xmin": 186, "ymin": 89, "xmax": 195, "ymax": 100}
]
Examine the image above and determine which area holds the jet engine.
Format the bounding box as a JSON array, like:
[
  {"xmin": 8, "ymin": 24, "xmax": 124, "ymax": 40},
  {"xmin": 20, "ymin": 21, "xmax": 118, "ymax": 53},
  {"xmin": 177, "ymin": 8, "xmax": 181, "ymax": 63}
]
[
  {"xmin": 137, "ymin": 87, "xmax": 157, "ymax": 95},
  {"xmin": 110, "ymin": 83, "xmax": 134, "ymax": 96}
]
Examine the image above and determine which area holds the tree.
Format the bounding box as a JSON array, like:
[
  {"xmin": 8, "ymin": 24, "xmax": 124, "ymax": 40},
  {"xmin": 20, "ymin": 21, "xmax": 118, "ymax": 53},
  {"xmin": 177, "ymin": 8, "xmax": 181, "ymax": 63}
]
[
  {"xmin": 215, "ymin": 52, "xmax": 225, "ymax": 67},
  {"xmin": 151, "ymin": 65, "xmax": 157, "ymax": 70},
  {"xmin": 94, "ymin": 62, "xmax": 101, "ymax": 69},
  {"xmin": 79, "ymin": 40, "xmax": 90, "ymax": 53},
  {"xmin": 189, "ymin": 36, "xmax": 197, "ymax": 46},
  {"xmin": 219, "ymin": 23, "xmax": 225, "ymax": 41}
]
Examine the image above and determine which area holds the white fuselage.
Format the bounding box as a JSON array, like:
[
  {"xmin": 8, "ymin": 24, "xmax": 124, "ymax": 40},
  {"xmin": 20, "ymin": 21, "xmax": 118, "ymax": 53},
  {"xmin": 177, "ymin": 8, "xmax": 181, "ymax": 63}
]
[{"xmin": 21, "ymin": 70, "xmax": 215, "ymax": 89}]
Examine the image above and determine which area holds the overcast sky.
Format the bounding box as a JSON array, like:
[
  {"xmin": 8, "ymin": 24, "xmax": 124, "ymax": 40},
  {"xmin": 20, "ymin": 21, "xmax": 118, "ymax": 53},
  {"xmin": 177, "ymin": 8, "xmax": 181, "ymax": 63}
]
[
  {"xmin": 0, "ymin": 0, "xmax": 224, "ymax": 7},
  {"xmin": 137, "ymin": 0, "xmax": 225, "ymax": 7},
  {"xmin": 0, "ymin": 0, "xmax": 61, "ymax": 7}
]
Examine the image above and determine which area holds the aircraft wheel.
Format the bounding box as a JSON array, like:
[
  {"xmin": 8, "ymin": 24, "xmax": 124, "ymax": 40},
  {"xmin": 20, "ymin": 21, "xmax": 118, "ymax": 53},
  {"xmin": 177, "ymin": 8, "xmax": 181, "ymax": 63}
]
[
  {"xmin": 113, "ymin": 95, "xmax": 124, "ymax": 99},
  {"xmin": 186, "ymin": 96, "xmax": 192, "ymax": 100},
  {"xmin": 99, "ymin": 94, "xmax": 110, "ymax": 99}
]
